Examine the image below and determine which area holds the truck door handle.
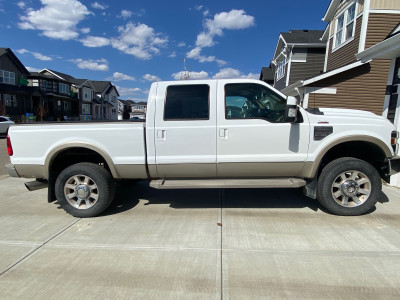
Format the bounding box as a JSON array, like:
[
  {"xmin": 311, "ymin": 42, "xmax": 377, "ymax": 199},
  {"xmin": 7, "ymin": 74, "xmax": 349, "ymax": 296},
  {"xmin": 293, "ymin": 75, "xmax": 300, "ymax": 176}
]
[
  {"xmin": 219, "ymin": 129, "xmax": 228, "ymax": 140},
  {"xmin": 157, "ymin": 130, "xmax": 166, "ymax": 141}
]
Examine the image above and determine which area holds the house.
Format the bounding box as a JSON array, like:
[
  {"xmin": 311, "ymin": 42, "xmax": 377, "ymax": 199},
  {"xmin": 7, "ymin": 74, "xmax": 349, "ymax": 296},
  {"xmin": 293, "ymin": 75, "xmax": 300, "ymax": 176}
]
[
  {"xmin": 130, "ymin": 101, "xmax": 147, "ymax": 119},
  {"xmin": 0, "ymin": 48, "xmax": 42, "ymax": 120},
  {"xmin": 355, "ymin": 22, "xmax": 400, "ymax": 185},
  {"xmin": 70, "ymin": 79, "xmax": 95, "ymax": 121},
  {"xmin": 38, "ymin": 69, "xmax": 97, "ymax": 121},
  {"xmin": 89, "ymin": 81, "xmax": 119, "ymax": 121},
  {"xmin": 268, "ymin": 30, "xmax": 326, "ymax": 91},
  {"xmin": 282, "ymin": 0, "xmax": 400, "ymax": 118},
  {"xmin": 28, "ymin": 69, "xmax": 78, "ymax": 121}
]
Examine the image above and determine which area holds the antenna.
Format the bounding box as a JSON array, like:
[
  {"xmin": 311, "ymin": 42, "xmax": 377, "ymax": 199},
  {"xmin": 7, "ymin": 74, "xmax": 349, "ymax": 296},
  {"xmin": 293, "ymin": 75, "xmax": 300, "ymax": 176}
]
[{"xmin": 182, "ymin": 58, "xmax": 191, "ymax": 80}]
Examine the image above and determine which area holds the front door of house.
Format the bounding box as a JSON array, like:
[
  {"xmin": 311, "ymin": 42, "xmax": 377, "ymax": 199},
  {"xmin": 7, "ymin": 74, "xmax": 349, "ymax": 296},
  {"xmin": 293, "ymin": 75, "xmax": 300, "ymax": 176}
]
[{"xmin": 387, "ymin": 58, "xmax": 400, "ymax": 124}]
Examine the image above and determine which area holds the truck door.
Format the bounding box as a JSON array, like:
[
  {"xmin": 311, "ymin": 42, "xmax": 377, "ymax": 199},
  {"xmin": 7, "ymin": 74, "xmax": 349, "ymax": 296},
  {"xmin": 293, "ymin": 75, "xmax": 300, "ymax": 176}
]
[
  {"xmin": 154, "ymin": 81, "xmax": 217, "ymax": 177},
  {"xmin": 216, "ymin": 80, "xmax": 310, "ymax": 177}
]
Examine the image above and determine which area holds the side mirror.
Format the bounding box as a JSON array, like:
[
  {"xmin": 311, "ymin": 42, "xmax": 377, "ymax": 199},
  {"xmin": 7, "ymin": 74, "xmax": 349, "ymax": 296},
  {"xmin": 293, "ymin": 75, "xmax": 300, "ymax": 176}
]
[{"xmin": 285, "ymin": 96, "xmax": 298, "ymax": 123}]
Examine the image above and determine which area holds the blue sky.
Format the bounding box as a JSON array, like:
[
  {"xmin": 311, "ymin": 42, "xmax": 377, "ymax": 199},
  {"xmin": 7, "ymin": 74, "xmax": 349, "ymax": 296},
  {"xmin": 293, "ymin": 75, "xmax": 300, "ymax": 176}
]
[{"xmin": 0, "ymin": 0, "xmax": 329, "ymax": 101}]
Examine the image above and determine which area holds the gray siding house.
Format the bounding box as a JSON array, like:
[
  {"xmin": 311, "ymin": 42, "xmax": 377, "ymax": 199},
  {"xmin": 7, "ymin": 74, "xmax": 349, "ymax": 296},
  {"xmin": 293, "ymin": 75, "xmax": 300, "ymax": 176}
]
[{"xmin": 270, "ymin": 30, "xmax": 326, "ymax": 91}]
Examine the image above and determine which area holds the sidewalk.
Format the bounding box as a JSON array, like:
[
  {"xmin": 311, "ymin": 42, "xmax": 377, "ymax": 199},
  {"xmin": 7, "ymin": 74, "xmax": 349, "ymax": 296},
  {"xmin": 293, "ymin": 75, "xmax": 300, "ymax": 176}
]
[{"xmin": 0, "ymin": 177, "xmax": 399, "ymax": 299}]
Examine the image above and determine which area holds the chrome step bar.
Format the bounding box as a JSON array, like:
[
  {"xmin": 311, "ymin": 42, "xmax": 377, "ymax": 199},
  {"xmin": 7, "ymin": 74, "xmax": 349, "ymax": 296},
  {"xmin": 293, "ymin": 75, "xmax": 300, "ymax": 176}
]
[{"xmin": 150, "ymin": 178, "xmax": 306, "ymax": 189}]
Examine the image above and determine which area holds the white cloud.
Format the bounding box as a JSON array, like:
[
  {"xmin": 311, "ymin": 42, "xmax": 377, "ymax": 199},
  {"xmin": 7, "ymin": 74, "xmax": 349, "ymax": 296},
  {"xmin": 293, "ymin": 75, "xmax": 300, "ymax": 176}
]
[
  {"xmin": 196, "ymin": 9, "xmax": 254, "ymax": 48},
  {"xmin": 177, "ymin": 41, "xmax": 186, "ymax": 47},
  {"xmin": 186, "ymin": 47, "xmax": 226, "ymax": 66},
  {"xmin": 16, "ymin": 48, "xmax": 29, "ymax": 54},
  {"xmin": 116, "ymin": 86, "xmax": 142, "ymax": 97},
  {"xmin": 143, "ymin": 74, "xmax": 161, "ymax": 82},
  {"xmin": 111, "ymin": 22, "xmax": 168, "ymax": 60},
  {"xmin": 80, "ymin": 27, "xmax": 90, "ymax": 34},
  {"xmin": 18, "ymin": 0, "xmax": 92, "ymax": 40},
  {"xmin": 91, "ymin": 2, "xmax": 107, "ymax": 10},
  {"xmin": 16, "ymin": 49, "xmax": 53, "ymax": 61},
  {"xmin": 212, "ymin": 68, "xmax": 258, "ymax": 79},
  {"xmin": 17, "ymin": 1, "xmax": 26, "ymax": 9},
  {"xmin": 32, "ymin": 52, "xmax": 52, "ymax": 61},
  {"xmin": 172, "ymin": 70, "xmax": 209, "ymax": 80},
  {"xmin": 70, "ymin": 58, "xmax": 109, "ymax": 71},
  {"xmin": 81, "ymin": 35, "xmax": 110, "ymax": 47},
  {"xmin": 108, "ymin": 72, "xmax": 135, "ymax": 81},
  {"xmin": 187, "ymin": 9, "xmax": 254, "ymax": 65},
  {"xmin": 168, "ymin": 51, "xmax": 176, "ymax": 58},
  {"xmin": 26, "ymin": 66, "xmax": 41, "ymax": 72},
  {"xmin": 120, "ymin": 9, "xmax": 133, "ymax": 19}
]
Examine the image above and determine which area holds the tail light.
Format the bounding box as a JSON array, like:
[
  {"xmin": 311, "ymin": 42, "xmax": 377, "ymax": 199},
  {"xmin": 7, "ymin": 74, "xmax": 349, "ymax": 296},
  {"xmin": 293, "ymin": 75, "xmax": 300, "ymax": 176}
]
[{"xmin": 6, "ymin": 134, "xmax": 13, "ymax": 156}]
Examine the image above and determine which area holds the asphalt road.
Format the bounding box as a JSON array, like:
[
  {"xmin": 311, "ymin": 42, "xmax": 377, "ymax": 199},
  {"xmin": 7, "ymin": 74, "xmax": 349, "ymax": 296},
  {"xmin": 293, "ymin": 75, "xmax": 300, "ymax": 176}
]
[
  {"xmin": 0, "ymin": 138, "xmax": 10, "ymax": 177},
  {"xmin": 0, "ymin": 175, "xmax": 400, "ymax": 299}
]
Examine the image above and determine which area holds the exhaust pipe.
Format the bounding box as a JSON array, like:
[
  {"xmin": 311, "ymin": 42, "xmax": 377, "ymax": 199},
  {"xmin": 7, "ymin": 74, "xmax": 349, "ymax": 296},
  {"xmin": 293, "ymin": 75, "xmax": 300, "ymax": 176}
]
[{"xmin": 25, "ymin": 179, "xmax": 48, "ymax": 191}]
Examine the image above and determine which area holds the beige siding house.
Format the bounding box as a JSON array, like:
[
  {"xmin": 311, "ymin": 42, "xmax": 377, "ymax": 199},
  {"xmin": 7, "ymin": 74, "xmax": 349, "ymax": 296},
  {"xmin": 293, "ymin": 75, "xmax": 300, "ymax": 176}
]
[{"xmin": 282, "ymin": 0, "xmax": 400, "ymax": 117}]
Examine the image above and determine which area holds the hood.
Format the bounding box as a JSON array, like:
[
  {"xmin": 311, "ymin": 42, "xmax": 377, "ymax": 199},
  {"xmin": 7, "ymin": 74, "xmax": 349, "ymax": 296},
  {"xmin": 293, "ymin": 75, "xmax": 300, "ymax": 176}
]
[{"xmin": 305, "ymin": 107, "xmax": 396, "ymax": 130}]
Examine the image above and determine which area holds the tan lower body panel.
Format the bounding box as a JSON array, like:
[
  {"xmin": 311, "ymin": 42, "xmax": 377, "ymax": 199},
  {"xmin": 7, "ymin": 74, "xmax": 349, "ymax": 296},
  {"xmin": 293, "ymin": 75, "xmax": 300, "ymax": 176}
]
[
  {"xmin": 151, "ymin": 162, "xmax": 305, "ymax": 179},
  {"xmin": 14, "ymin": 164, "xmax": 46, "ymax": 179},
  {"xmin": 217, "ymin": 162, "xmax": 305, "ymax": 178},
  {"xmin": 114, "ymin": 164, "xmax": 148, "ymax": 179},
  {"xmin": 155, "ymin": 163, "xmax": 217, "ymax": 178}
]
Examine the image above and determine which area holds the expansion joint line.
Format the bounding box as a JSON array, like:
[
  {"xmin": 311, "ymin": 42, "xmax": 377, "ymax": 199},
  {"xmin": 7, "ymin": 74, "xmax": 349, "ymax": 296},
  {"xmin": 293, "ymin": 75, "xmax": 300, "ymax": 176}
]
[{"xmin": 0, "ymin": 218, "xmax": 82, "ymax": 277}]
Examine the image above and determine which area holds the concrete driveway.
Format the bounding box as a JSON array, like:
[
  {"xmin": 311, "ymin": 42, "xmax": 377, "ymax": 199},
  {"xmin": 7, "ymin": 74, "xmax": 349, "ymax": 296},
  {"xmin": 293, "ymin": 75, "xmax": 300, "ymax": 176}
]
[{"xmin": 0, "ymin": 176, "xmax": 400, "ymax": 299}]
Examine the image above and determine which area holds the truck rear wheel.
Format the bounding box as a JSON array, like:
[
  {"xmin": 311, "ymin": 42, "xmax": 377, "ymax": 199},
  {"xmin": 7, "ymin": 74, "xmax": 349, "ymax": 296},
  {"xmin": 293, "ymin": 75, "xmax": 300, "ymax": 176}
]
[
  {"xmin": 317, "ymin": 157, "xmax": 381, "ymax": 216},
  {"xmin": 55, "ymin": 163, "xmax": 115, "ymax": 218}
]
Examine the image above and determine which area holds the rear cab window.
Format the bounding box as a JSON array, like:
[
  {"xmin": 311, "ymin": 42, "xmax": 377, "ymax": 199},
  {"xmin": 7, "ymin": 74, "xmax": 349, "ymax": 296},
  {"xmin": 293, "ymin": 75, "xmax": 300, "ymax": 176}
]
[{"xmin": 164, "ymin": 84, "xmax": 210, "ymax": 121}]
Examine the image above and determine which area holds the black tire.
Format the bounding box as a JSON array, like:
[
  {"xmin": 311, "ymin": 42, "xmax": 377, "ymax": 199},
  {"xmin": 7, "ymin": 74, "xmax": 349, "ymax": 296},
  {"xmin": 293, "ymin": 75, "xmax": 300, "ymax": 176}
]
[
  {"xmin": 55, "ymin": 162, "xmax": 115, "ymax": 218},
  {"xmin": 317, "ymin": 157, "xmax": 381, "ymax": 216}
]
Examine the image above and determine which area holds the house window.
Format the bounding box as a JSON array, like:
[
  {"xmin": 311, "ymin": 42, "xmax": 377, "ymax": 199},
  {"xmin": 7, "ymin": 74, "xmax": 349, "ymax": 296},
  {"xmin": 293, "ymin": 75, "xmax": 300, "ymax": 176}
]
[
  {"xmin": 334, "ymin": 2, "xmax": 356, "ymax": 49},
  {"xmin": 4, "ymin": 94, "xmax": 17, "ymax": 107},
  {"xmin": 0, "ymin": 70, "xmax": 16, "ymax": 85},
  {"xmin": 82, "ymin": 104, "xmax": 91, "ymax": 114},
  {"xmin": 64, "ymin": 101, "xmax": 71, "ymax": 110},
  {"xmin": 164, "ymin": 85, "xmax": 210, "ymax": 120},
  {"xmin": 32, "ymin": 79, "xmax": 39, "ymax": 86},
  {"xmin": 112, "ymin": 108, "xmax": 116, "ymax": 115},
  {"xmin": 59, "ymin": 83, "xmax": 69, "ymax": 94},
  {"xmin": 111, "ymin": 96, "xmax": 116, "ymax": 103},
  {"xmin": 276, "ymin": 58, "xmax": 286, "ymax": 80}
]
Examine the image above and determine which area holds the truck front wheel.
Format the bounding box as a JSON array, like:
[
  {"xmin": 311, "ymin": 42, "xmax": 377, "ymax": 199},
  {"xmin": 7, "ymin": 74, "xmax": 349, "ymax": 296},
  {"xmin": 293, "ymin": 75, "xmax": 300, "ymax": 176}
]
[
  {"xmin": 317, "ymin": 157, "xmax": 381, "ymax": 216},
  {"xmin": 55, "ymin": 163, "xmax": 115, "ymax": 218}
]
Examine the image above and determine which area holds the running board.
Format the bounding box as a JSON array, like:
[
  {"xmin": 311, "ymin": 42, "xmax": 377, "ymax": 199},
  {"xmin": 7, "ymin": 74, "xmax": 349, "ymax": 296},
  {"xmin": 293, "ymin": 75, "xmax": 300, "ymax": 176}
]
[{"xmin": 150, "ymin": 178, "xmax": 306, "ymax": 189}]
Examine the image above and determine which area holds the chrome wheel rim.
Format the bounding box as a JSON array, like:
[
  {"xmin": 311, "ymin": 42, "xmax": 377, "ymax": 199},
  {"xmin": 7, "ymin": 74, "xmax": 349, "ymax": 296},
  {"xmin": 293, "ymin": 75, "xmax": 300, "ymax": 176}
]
[
  {"xmin": 64, "ymin": 174, "xmax": 99, "ymax": 209},
  {"xmin": 331, "ymin": 170, "xmax": 371, "ymax": 207}
]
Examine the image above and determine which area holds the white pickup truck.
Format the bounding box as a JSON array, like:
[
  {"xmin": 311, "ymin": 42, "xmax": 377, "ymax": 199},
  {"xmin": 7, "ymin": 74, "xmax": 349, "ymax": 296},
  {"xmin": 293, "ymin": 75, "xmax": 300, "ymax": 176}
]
[{"xmin": 6, "ymin": 79, "xmax": 400, "ymax": 217}]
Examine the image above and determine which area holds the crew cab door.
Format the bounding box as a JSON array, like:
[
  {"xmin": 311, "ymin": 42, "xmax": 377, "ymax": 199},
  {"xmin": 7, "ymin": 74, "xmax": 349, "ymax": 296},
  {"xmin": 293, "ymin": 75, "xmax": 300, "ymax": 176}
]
[
  {"xmin": 216, "ymin": 80, "xmax": 310, "ymax": 177},
  {"xmin": 154, "ymin": 81, "xmax": 217, "ymax": 177}
]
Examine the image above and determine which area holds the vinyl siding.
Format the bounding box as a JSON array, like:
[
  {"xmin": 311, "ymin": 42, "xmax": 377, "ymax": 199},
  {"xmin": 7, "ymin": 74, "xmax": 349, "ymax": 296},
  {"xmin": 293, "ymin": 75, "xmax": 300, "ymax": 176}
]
[
  {"xmin": 289, "ymin": 49, "xmax": 325, "ymax": 85},
  {"xmin": 326, "ymin": 15, "xmax": 362, "ymax": 71},
  {"xmin": 370, "ymin": 0, "xmax": 400, "ymax": 10},
  {"xmin": 306, "ymin": 60, "xmax": 390, "ymax": 115},
  {"xmin": 365, "ymin": 13, "xmax": 400, "ymax": 49},
  {"xmin": 0, "ymin": 55, "xmax": 27, "ymax": 83}
]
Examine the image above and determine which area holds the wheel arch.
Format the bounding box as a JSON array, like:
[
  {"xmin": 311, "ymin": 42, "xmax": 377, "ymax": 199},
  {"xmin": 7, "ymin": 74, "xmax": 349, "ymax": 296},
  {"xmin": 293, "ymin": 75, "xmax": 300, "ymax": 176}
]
[
  {"xmin": 301, "ymin": 136, "xmax": 392, "ymax": 180},
  {"xmin": 45, "ymin": 142, "xmax": 119, "ymax": 179}
]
